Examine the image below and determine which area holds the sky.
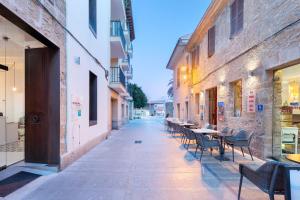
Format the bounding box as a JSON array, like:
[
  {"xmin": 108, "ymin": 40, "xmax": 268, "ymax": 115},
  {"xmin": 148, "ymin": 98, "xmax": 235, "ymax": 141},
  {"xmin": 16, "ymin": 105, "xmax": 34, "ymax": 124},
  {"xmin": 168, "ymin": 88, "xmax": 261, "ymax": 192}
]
[{"xmin": 131, "ymin": 0, "xmax": 211, "ymax": 101}]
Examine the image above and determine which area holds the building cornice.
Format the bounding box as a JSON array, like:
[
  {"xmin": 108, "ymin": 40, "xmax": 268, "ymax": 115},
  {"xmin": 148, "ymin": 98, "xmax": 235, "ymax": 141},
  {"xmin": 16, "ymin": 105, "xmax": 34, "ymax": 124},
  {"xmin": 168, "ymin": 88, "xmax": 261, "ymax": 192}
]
[
  {"xmin": 124, "ymin": 0, "xmax": 135, "ymax": 41},
  {"xmin": 166, "ymin": 35, "xmax": 190, "ymax": 70},
  {"xmin": 186, "ymin": 0, "xmax": 229, "ymax": 51}
]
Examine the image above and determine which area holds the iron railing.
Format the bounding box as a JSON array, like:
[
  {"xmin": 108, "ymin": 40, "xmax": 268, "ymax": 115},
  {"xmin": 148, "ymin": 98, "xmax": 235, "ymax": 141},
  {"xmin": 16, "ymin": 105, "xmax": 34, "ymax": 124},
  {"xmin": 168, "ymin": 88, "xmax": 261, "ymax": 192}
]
[
  {"xmin": 111, "ymin": 21, "xmax": 126, "ymax": 50},
  {"xmin": 110, "ymin": 66, "xmax": 126, "ymax": 88}
]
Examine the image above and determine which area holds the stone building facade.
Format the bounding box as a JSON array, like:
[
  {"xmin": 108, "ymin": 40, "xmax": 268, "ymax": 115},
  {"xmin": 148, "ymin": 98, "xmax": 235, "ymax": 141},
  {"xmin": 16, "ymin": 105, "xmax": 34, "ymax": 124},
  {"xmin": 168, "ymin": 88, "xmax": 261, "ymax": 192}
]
[{"xmin": 168, "ymin": 0, "xmax": 300, "ymax": 159}]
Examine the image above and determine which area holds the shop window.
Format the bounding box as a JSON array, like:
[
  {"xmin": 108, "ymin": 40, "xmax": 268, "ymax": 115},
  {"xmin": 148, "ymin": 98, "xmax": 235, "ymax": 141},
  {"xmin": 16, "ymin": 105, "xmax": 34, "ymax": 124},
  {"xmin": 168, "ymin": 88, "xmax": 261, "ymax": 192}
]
[
  {"xmin": 273, "ymin": 65, "xmax": 300, "ymax": 157},
  {"xmin": 89, "ymin": 71, "xmax": 97, "ymax": 126},
  {"xmin": 208, "ymin": 26, "xmax": 215, "ymax": 57},
  {"xmin": 89, "ymin": 0, "xmax": 97, "ymax": 37},
  {"xmin": 230, "ymin": 0, "xmax": 244, "ymax": 37},
  {"xmin": 232, "ymin": 80, "xmax": 242, "ymax": 117}
]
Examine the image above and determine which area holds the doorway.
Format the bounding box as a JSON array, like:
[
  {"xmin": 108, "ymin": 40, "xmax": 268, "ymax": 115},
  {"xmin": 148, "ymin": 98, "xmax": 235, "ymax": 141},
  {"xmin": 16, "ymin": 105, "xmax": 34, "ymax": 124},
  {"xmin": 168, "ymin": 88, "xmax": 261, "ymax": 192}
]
[
  {"xmin": 185, "ymin": 101, "xmax": 189, "ymax": 121},
  {"xmin": 0, "ymin": 13, "xmax": 60, "ymax": 169},
  {"xmin": 208, "ymin": 87, "xmax": 217, "ymax": 125},
  {"xmin": 111, "ymin": 98, "xmax": 118, "ymax": 130}
]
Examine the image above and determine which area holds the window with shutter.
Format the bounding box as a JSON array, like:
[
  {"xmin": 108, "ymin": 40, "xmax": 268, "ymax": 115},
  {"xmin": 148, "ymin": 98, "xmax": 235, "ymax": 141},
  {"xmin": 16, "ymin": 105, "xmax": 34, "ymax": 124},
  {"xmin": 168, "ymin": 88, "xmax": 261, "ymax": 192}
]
[
  {"xmin": 237, "ymin": 0, "xmax": 244, "ymax": 32},
  {"xmin": 177, "ymin": 69, "xmax": 180, "ymax": 88},
  {"xmin": 208, "ymin": 26, "xmax": 215, "ymax": 57},
  {"xmin": 89, "ymin": 0, "xmax": 97, "ymax": 37},
  {"xmin": 230, "ymin": 0, "xmax": 244, "ymax": 37}
]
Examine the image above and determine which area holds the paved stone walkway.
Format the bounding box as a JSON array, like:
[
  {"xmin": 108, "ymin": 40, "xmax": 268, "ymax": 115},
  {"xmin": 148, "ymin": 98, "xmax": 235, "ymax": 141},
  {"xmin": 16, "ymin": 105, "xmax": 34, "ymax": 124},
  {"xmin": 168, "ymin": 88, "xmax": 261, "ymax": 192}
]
[{"xmin": 6, "ymin": 118, "xmax": 283, "ymax": 200}]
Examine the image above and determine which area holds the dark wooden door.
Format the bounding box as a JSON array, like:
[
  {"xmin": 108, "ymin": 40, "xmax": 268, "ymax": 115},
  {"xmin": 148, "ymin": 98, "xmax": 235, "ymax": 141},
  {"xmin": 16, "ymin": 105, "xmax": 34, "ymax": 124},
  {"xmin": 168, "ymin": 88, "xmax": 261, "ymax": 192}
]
[
  {"xmin": 208, "ymin": 87, "xmax": 217, "ymax": 125},
  {"xmin": 25, "ymin": 48, "xmax": 48, "ymax": 163}
]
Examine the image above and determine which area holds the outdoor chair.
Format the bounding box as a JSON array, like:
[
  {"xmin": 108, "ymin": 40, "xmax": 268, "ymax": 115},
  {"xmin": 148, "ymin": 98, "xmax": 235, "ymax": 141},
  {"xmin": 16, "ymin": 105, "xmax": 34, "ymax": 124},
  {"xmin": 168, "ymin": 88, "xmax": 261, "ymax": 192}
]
[
  {"xmin": 183, "ymin": 127, "xmax": 197, "ymax": 150},
  {"xmin": 171, "ymin": 123, "xmax": 180, "ymax": 137},
  {"xmin": 225, "ymin": 130, "xmax": 254, "ymax": 162},
  {"xmin": 194, "ymin": 132, "xmax": 220, "ymax": 161},
  {"xmin": 238, "ymin": 161, "xmax": 288, "ymax": 200}
]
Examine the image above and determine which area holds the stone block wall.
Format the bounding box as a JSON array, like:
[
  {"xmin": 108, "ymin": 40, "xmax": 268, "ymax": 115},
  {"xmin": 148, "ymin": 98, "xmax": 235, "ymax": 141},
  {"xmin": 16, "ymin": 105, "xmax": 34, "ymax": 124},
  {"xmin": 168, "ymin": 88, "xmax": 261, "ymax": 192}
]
[{"xmin": 184, "ymin": 0, "xmax": 300, "ymax": 159}]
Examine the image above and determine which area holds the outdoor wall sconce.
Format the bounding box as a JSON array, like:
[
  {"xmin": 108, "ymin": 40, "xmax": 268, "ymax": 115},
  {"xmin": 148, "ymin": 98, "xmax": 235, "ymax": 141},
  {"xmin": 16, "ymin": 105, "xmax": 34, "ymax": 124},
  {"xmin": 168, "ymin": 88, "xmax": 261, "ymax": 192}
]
[
  {"xmin": 248, "ymin": 70, "xmax": 255, "ymax": 78},
  {"xmin": 190, "ymin": 88, "xmax": 194, "ymax": 95},
  {"xmin": 220, "ymin": 81, "xmax": 225, "ymax": 86}
]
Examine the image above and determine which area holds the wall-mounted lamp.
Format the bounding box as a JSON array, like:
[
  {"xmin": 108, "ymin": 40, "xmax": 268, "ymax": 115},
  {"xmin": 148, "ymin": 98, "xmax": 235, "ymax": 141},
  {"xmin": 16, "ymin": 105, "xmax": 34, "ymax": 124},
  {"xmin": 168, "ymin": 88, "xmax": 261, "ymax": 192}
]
[
  {"xmin": 181, "ymin": 65, "xmax": 187, "ymax": 72},
  {"xmin": 248, "ymin": 70, "xmax": 255, "ymax": 78},
  {"xmin": 220, "ymin": 81, "xmax": 225, "ymax": 86},
  {"xmin": 190, "ymin": 88, "xmax": 194, "ymax": 95},
  {"xmin": 183, "ymin": 74, "xmax": 187, "ymax": 81}
]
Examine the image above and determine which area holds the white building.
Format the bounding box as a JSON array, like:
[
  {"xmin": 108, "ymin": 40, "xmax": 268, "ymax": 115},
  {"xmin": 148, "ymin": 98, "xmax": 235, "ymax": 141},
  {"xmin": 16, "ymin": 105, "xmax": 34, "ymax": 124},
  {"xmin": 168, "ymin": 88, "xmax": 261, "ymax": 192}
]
[
  {"xmin": 64, "ymin": 0, "xmax": 112, "ymax": 167},
  {"xmin": 109, "ymin": 0, "xmax": 135, "ymax": 130},
  {"xmin": 0, "ymin": 0, "xmax": 135, "ymax": 170},
  {"xmin": 64, "ymin": 0, "xmax": 135, "ymax": 167}
]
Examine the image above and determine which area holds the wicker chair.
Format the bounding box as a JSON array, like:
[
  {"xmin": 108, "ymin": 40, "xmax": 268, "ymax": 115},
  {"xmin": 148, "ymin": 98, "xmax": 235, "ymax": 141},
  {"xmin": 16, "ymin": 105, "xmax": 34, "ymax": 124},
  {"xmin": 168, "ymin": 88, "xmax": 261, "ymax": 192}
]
[
  {"xmin": 225, "ymin": 130, "xmax": 254, "ymax": 162},
  {"xmin": 238, "ymin": 161, "xmax": 287, "ymax": 200},
  {"xmin": 194, "ymin": 133, "xmax": 220, "ymax": 161}
]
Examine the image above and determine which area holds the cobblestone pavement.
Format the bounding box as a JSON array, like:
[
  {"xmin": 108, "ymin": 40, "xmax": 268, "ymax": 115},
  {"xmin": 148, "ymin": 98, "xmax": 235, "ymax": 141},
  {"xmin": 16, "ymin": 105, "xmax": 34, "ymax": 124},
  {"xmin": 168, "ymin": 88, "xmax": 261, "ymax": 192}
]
[{"xmin": 5, "ymin": 118, "xmax": 283, "ymax": 200}]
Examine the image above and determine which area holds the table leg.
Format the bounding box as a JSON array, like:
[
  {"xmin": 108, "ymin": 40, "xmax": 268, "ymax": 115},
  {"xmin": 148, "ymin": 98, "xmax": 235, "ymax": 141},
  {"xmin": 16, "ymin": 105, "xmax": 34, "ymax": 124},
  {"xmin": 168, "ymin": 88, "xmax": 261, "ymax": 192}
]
[{"xmin": 214, "ymin": 136, "xmax": 230, "ymax": 161}]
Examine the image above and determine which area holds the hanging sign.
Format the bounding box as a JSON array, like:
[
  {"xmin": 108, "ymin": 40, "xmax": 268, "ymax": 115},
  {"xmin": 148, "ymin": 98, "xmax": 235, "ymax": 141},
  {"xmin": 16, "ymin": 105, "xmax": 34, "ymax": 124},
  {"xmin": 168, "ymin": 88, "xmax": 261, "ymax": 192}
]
[{"xmin": 247, "ymin": 90, "xmax": 256, "ymax": 113}]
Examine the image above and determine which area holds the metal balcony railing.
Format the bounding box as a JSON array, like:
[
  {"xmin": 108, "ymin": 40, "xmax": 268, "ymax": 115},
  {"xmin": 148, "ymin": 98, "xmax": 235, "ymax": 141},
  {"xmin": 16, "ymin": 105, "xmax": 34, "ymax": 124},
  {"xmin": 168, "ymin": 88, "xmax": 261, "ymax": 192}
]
[
  {"xmin": 111, "ymin": 21, "xmax": 126, "ymax": 51},
  {"xmin": 110, "ymin": 66, "xmax": 126, "ymax": 88}
]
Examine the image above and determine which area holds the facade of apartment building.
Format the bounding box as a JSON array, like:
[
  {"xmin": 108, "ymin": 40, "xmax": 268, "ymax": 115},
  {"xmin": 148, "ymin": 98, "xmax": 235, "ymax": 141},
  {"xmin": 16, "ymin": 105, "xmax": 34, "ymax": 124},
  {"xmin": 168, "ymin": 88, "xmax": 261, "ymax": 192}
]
[
  {"xmin": 0, "ymin": 0, "xmax": 135, "ymax": 171},
  {"xmin": 109, "ymin": 0, "xmax": 135, "ymax": 130},
  {"xmin": 167, "ymin": 0, "xmax": 300, "ymax": 160}
]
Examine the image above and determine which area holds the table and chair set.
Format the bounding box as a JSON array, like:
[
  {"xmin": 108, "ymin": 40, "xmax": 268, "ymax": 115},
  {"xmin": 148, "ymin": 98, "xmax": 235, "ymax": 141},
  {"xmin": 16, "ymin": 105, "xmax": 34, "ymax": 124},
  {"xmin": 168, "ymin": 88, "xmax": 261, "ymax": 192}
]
[
  {"xmin": 165, "ymin": 118, "xmax": 300, "ymax": 200},
  {"xmin": 165, "ymin": 118, "xmax": 254, "ymax": 162}
]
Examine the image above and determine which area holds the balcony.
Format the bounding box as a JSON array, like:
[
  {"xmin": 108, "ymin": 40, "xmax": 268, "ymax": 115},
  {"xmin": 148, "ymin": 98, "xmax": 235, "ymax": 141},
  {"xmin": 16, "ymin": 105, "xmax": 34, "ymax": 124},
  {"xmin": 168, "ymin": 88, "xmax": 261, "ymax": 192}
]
[
  {"xmin": 125, "ymin": 65, "xmax": 133, "ymax": 80},
  {"xmin": 111, "ymin": 21, "xmax": 126, "ymax": 58},
  {"xmin": 110, "ymin": 66, "xmax": 128, "ymax": 95},
  {"xmin": 126, "ymin": 42, "xmax": 133, "ymax": 57},
  {"xmin": 120, "ymin": 55, "xmax": 130, "ymax": 71}
]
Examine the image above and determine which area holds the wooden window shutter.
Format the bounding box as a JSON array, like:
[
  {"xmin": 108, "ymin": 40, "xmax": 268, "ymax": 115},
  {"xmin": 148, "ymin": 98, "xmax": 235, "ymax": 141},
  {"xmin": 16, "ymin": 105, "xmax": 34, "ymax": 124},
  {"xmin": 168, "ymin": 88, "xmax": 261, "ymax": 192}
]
[
  {"xmin": 196, "ymin": 45, "xmax": 200, "ymax": 66},
  {"xmin": 230, "ymin": 0, "xmax": 237, "ymax": 36},
  {"xmin": 237, "ymin": 0, "xmax": 244, "ymax": 32},
  {"xmin": 177, "ymin": 69, "xmax": 180, "ymax": 88},
  {"xmin": 208, "ymin": 26, "xmax": 215, "ymax": 57}
]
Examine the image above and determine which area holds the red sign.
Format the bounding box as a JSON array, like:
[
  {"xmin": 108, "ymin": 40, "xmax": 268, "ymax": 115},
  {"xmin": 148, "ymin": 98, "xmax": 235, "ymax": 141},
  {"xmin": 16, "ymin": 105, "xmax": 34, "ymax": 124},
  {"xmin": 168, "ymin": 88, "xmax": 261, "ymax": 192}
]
[{"xmin": 247, "ymin": 91, "xmax": 256, "ymax": 113}]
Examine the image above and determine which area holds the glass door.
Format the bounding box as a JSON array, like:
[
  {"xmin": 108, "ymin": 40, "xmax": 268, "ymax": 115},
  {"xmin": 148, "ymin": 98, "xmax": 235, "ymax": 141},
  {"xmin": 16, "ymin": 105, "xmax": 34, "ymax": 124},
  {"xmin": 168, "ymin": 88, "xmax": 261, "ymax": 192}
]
[{"xmin": 0, "ymin": 41, "xmax": 7, "ymax": 169}]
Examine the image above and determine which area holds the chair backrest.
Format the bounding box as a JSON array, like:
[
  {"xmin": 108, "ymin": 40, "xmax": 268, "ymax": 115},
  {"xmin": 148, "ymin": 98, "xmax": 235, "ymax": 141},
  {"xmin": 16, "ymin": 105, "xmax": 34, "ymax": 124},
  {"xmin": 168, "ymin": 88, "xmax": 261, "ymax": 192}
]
[
  {"xmin": 205, "ymin": 124, "xmax": 213, "ymax": 129},
  {"xmin": 221, "ymin": 127, "xmax": 233, "ymax": 135},
  {"xmin": 256, "ymin": 161, "xmax": 287, "ymax": 193},
  {"xmin": 235, "ymin": 130, "xmax": 251, "ymax": 140},
  {"xmin": 194, "ymin": 132, "xmax": 211, "ymax": 147},
  {"xmin": 184, "ymin": 128, "xmax": 196, "ymax": 140}
]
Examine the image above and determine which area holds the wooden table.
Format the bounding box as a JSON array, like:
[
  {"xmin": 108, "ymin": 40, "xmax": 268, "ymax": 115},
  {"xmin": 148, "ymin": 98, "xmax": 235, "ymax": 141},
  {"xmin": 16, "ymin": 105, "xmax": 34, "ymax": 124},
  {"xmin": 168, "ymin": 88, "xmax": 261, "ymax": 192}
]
[
  {"xmin": 286, "ymin": 154, "xmax": 300, "ymax": 164},
  {"xmin": 191, "ymin": 128, "xmax": 230, "ymax": 161}
]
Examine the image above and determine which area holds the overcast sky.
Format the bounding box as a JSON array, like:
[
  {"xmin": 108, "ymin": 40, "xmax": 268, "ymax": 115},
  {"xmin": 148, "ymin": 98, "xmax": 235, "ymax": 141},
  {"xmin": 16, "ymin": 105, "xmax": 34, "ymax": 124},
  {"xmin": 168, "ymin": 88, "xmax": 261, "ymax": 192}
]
[{"xmin": 131, "ymin": 0, "xmax": 211, "ymax": 101}]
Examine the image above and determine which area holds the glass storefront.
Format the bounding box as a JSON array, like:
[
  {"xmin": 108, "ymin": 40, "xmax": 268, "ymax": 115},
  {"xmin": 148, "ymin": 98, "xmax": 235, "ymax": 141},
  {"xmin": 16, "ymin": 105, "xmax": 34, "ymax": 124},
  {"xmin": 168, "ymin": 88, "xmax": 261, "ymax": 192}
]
[
  {"xmin": 273, "ymin": 64, "xmax": 300, "ymax": 158},
  {"xmin": 0, "ymin": 15, "xmax": 44, "ymax": 169}
]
